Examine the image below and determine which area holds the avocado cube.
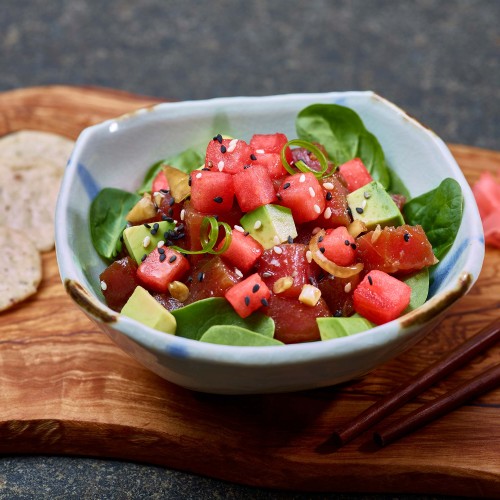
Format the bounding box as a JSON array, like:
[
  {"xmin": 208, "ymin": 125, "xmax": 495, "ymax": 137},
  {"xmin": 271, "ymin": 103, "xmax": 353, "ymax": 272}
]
[
  {"xmin": 121, "ymin": 286, "xmax": 177, "ymax": 334},
  {"xmin": 240, "ymin": 204, "xmax": 297, "ymax": 249},
  {"xmin": 317, "ymin": 316, "xmax": 375, "ymax": 341},
  {"xmin": 347, "ymin": 181, "xmax": 404, "ymax": 230},
  {"xmin": 123, "ymin": 220, "xmax": 176, "ymax": 264}
]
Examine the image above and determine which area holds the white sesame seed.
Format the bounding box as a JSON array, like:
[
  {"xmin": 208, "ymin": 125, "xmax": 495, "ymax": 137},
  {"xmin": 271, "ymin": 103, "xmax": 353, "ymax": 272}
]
[
  {"xmin": 217, "ymin": 160, "xmax": 225, "ymax": 171},
  {"xmin": 100, "ymin": 280, "xmax": 107, "ymax": 291},
  {"xmin": 323, "ymin": 182, "xmax": 334, "ymax": 190},
  {"xmin": 299, "ymin": 174, "xmax": 306, "ymax": 183},
  {"xmin": 142, "ymin": 236, "xmax": 151, "ymax": 248},
  {"xmin": 344, "ymin": 282, "xmax": 352, "ymax": 293},
  {"xmin": 309, "ymin": 187, "xmax": 316, "ymax": 197},
  {"xmin": 364, "ymin": 191, "xmax": 371, "ymax": 199},
  {"xmin": 361, "ymin": 199, "xmax": 367, "ymax": 210},
  {"xmin": 324, "ymin": 207, "xmax": 332, "ymax": 219},
  {"xmin": 195, "ymin": 172, "xmax": 202, "ymax": 179},
  {"xmin": 255, "ymin": 149, "xmax": 265, "ymax": 154},
  {"xmin": 235, "ymin": 268, "xmax": 244, "ymax": 278},
  {"xmin": 273, "ymin": 246, "xmax": 283, "ymax": 254},
  {"xmin": 227, "ymin": 139, "xmax": 238, "ymax": 153},
  {"xmin": 273, "ymin": 235, "xmax": 281, "ymax": 245},
  {"xmin": 313, "ymin": 204, "xmax": 321, "ymax": 214},
  {"xmin": 254, "ymin": 220, "xmax": 262, "ymax": 230},
  {"xmin": 157, "ymin": 240, "xmax": 165, "ymax": 248},
  {"xmin": 234, "ymin": 225, "xmax": 245, "ymax": 233},
  {"xmin": 306, "ymin": 250, "xmax": 313, "ymax": 263},
  {"xmin": 180, "ymin": 209, "xmax": 185, "ymax": 221}
]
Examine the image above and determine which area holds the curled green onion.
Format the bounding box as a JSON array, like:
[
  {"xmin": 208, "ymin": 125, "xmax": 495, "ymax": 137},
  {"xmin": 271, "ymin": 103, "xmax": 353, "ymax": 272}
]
[
  {"xmin": 280, "ymin": 139, "xmax": 329, "ymax": 179},
  {"xmin": 170, "ymin": 216, "xmax": 232, "ymax": 255}
]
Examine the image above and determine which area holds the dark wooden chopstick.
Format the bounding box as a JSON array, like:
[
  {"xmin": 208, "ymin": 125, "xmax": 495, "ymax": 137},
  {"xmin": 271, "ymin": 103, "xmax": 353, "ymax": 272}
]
[{"xmin": 331, "ymin": 318, "xmax": 500, "ymax": 447}]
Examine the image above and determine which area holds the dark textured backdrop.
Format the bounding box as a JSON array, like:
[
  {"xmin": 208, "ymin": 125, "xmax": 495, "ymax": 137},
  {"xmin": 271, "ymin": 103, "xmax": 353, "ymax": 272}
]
[{"xmin": 1, "ymin": 1, "xmax": 498, "ymax": 498}]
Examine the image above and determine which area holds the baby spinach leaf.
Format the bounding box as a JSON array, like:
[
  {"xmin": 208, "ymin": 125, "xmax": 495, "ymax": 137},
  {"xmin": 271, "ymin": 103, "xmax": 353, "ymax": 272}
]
[
  {"xmin": 89, "ymin": 187, "xmax": 140, "ymax": 260},
  {"xmin": 403, "ymin": 178, "xmax": 463, "ymax": 261},
  {"xmin": 200, "ymin": 325, "xmax": 284, "ymax": 346},
  {"xmin": 138, "ymin": 148, "xmax": 204, "ymax": 194},
  {"xmin": 172, "ymin": 297, "xmax": 275, "ymax": 341},
  {"xmin": 296, "ymin": 104, "xmax": 391, "ymax": 188}
]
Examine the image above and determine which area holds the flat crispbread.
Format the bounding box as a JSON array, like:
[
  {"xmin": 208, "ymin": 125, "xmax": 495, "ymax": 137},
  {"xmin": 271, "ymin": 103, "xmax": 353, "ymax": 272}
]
[
  {"xmin": 0, "ymin": 228, "xmax": 42, "ymax": 312},
  {"xmin": 0, "ymin": 130, "xmax": 75, "ymax": 252}
]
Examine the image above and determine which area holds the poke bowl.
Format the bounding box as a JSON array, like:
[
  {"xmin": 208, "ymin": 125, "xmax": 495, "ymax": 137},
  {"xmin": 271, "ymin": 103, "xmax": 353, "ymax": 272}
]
[{"xmin": 55, "ymin": 91, "xmax": 484, "ymax": 395}]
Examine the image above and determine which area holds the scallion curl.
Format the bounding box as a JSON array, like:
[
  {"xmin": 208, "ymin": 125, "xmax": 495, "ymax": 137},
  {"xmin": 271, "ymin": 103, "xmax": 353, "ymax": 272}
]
[{"xmin": 280, "ymin": 139, "xmax": 329, "ymax": 179}]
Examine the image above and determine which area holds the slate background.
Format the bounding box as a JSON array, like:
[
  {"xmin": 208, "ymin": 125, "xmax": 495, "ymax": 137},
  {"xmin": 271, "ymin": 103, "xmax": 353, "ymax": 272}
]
[{"xmin": 0, "ymin": 0, "xmax": 498, "ymax": 498}]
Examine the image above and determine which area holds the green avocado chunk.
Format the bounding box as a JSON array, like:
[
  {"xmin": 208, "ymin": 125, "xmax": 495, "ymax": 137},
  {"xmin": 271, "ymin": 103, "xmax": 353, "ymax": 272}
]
[
  {"xmin": 317, "ymin": 316, "xmax": 375, "ymax": 341},
  {"xmin": 199, "ymin": 325, "xmax": 284, "ymax": 346},
  {"xmin": 347, "ymin": 181, "xmax": 404, "ymax": 230},
  {"xmin": 123, "ymin": 220, "xmax": 176, "ymax": 264},
  {"xmin": 121, "ymin": 286, "xmax": 177, "ymax": 334},
  {"xmin": 240, "ymin": 204, "xmax": 297, "ymax": 249},
  {"xmin": 402, "ymin": 268, "xmax": 430, "ymax": 313}
]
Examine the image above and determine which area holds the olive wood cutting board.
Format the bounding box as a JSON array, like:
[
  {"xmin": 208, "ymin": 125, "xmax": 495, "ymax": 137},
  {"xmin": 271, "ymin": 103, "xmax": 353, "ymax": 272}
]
[{"xmin": 0, "ymin": 86, "xmax": 499, "ymax": 497}]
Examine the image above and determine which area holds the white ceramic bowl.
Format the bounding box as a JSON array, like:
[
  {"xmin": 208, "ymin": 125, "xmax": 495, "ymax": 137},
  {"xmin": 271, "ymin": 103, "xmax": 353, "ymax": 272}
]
[{"xmin": 55, "ymin": 91, "xmax": 484, "ymax": 394}]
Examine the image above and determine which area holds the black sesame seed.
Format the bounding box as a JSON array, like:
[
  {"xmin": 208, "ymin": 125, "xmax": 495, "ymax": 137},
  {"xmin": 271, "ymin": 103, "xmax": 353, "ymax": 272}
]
[
  {"xmin": 213, "ymin": 196, "xmax": 223, "ymax": 204},
  {"xmin": 334, "ymin": 310, "xmax": 343, "ymax": 317},
  {"xmin": 161, "ymin": 214, "xmax": 168, "ymax": 221},
  {"xmin": 141, "ymin": 254, "xmax": 147, "ymax": 262},
  {"xmin": 159, "ymin": 253, "xmax": 166, "ymax": 262},
  {"xmin": 176, "ymin": 223, "xmax": 185, "ymax": 232},
  {"xmin": 287, "ymin": 235, "xmax": 293, "ymax": 244},
  {"xmin": 153, "ymin": 223, "xmax": 160, "ymax": 230},
  {"xmin": 186, "ymin": 275, "xmax": 193, "ymax": 283},
  {"xmin": 276, "ymin": 193, "xmax": 282, "ymax": 200},
  {"xmin": 198, "ymin": 272, "xmax": 205, "ymax": 282},
  {"xmin": 351, "ymin": 243, "xmax": 357, "ymax": 250},
  {"xmin": 150, "ymin": 229, "xmax": 158, "ymax": 236},
  {"xmin": 250, "ymin": 154, "xmax": 257, "ymax": 161},
  {"xmin": 169, "ymin": 198, "xmax": 175, "ymax": 207},
  {"xmin": 344, "ymin": 239, "xmax": 351, "ymax": 246},
  {"xmin": 308, "ymin": 276, "xmax": 315, "ymax": 285},
  {"xmin": 216, "ymin": 134, "xmax": 223, "ymax": 143},
  {"xmin": 283, "ymin": 182, "xmax": 291, "ymax": 190},
  {"xmin": 318, "ymin": 235, "xmax": 324, "ymax": 242},
  {"xmin": 202, "ymin": 167, "xmax": 210, "ymax": 171},
  {"xmin": 347, "ymin": 206, "xmax": 352, "ymax": 217},
  {"xmin": 158, "ymin": 247, "xmax": 165, "ymax": 254},
  {"xmin": 260, "ymin": 298, "xmax": 269, "ymax": 307},
  {"xmin": 244, "ymin": 296, "xmax": 250, "ymax": 306},
  {"xmin": 188, "ymin": 176, "xmax": 192, "ymax": 186},
  {"xmin": 319, "ymin": 247, "xmax": 326, "ymax": 253},
  {"xmin": 169, "ymin": 255, "xmax": 177, "ymax": 263},
  {"xmin": 252, "ymin": 284, "xmax": 260, "ymax": 293},
  {"xmin": 220, "ymin": 145, "xmax": 227, "ymax": 153},
  {"xmin": 243, "ymin": 231, "xmax": 250, "ymax": 236},
  {"xmin": 368, "ymin": 275, "xmax": 373, "ymax": 285},
  {"xmin": 356, "ymin": 207, "xmax": 364, "ymax": 214},
  {"xmin": 404, "ymin": 232, "xmax": 411, "ymax": 242},
  {"xmin": 160, "ymin": 189, "xmax": 170, "ymax": 194},
  {"xmin": 144, "ymin": 223, "xmax": 151, "ymax": 229},
  {"xmin": 167, "ymin": 207, "xmax": 174, "ymax": 216},
  {"xmin": 326, "ymin": 192, "xmax": 333, "ymax": 201}
]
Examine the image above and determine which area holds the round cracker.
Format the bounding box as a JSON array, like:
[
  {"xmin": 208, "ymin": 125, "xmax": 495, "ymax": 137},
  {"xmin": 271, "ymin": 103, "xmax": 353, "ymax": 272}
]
[
  {"xmin": 0, "ymin": 130, "xmax": 74, "ymax": 174},
  {"xmin": 0, "ymin": 228, "xmax": 42, "ymax": 312},
  {"xmin": 0, "ymin": 130, "xmax": 75, "ymax": 252}
]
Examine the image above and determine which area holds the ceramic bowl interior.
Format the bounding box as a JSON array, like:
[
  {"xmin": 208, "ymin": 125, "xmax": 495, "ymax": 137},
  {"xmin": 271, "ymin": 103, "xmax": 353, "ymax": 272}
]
[{"xmin": 55, "ymin": 91, "xmax": 484, "ymax": 394}]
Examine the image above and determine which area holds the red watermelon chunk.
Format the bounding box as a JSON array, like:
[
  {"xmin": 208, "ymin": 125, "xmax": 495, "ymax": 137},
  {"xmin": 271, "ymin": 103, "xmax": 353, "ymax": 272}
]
[
  {"xmin": 137, "ymin": 247, "xmax": 190, "ymax": 293},
  {"xmin": 338, "ymin": 158, "xmax": 373, "ymax": 192},
  {"xmin": 253, "ymin": 152, "xmax": 287, "ymax": 179},
  {"xmin": 353, "ymin": 270, "xmax": 411, "ymax": 324},
  {"xmin": 320, "ymin": 226, "xmax": 357, "ymax": 267},
  {"xmin": 356, "ymin": 224, "xmax": 437, "ymax": 274},
  {"xmin": 190, "ymin": 170, "xmax": 234, "ymax": 214},
  {"xmin": 151, "ymin": 170, "xmax": 169, "ymax": 193},
  {"xmin": 233, "ymin": 165, "xmax": 277, "ymax": 212},
  {"xmin": 225, "ymin": 273, "xmax": 271, "ymax": 318},
  {"xmin": 250, "ymin": 133, "xmax": 293, "ymax": 164},
  {"xmin": 276, "ymin": 172, "xmax": 326, "ymax": 224},
  {"xmin": 217, "ymin": 229, "xmax": 264, "ymax": 274},
  {"xmin": 205, "ymin": 137, "xmax": 255, "ymax": 174},
  {"xmin": 472, "ymin": 170, "xmax": 500, "ymax": 248}
]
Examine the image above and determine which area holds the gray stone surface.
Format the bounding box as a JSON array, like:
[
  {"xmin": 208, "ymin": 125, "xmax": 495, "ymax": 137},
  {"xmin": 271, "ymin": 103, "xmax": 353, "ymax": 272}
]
[{"xmin": 0, "ymin": 0, "xmax": 498, "ymax": 498}]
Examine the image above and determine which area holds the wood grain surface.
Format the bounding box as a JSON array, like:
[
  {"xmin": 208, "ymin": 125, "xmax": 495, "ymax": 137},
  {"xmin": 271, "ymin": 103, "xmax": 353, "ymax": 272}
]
[{"xmin": 0, "ymin": 86, "xmax": 498, "ymax": 497}]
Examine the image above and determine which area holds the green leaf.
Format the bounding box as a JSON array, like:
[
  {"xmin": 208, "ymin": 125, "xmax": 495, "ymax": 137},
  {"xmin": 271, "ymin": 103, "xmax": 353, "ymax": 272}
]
[
  {"xmin": 199, "ymin": 325, "xmax": 283, "ymax": 346},
  {"xmin": 89, "ymin": 188, "xmax": 140, "ymax": 260},
  {"xmin": 137, "ymin": 148, "xmax": 204, "ymax": 194},
  {"xmin": 403, "ymin": 178, "xmax": 463, "ymax": 261},
  {"xmin": 171, "ymin": 297, "xmax": 275, "ymax": 341},
  {"xmin": 296, "ymin": 104, "xmax": 390, "ymax": 188}
]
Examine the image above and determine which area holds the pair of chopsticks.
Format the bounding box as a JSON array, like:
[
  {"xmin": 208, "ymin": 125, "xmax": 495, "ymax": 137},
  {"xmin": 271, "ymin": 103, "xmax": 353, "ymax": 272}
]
[{"xmin": 331, "ymin": 318, "xmax": 500, "ymax": 447}]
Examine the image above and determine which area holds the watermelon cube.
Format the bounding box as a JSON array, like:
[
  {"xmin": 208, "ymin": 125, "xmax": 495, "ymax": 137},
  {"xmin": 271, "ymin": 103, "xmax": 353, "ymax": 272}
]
[
  {"xmin": 190, "ymin": 170, "xmax": 234, "ymax": 214},
  {"xmin": 353, "ymin": 270, "xmax": 411, "ymax": 325},
  {"xmin": 233, "ymin": 165, "xmax": 277, "ymax": 212},
  {"xmin": 205, "ymin": 137, "xmax": 255, "ymax": 174},
  {"xmin": 225, "ymin": 273, "xmax": 271, "ymax": 318},
  {"xmin": 151, "ymin": 169, "xmax": 169, "ymax": 193},
  {"xmin": 276, "ymin": 172, "xmax": 325, "ymax": 224},
  {"xmin": 254, "ymin": 152, "xmax": 287, "ymax": 179},
  {"xmin": 137, "ymin": 247, "xmax": 190, "ymax": 293},
  {"xmin": 321, "ymin": 226, "xmax": 356, "ymax": 267},
  {"xmin": 217, "ymin": 228, "xmax": 264, "ymax": 274},
  {"xmin": 338, "ymin": 158, "xmax": 373, "ymax": 192},
  {"xmin": 250, "ymin": 133, "xmax": 293, "ymax": 165}
]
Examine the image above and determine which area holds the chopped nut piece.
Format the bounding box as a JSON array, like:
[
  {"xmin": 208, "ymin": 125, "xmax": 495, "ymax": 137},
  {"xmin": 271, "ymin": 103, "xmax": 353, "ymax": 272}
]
[
  {"xmin": 273, "ymin": 276, "xmax": 294, "ymax": 294},
  {"xmin": 168, "ymin": 280, "xmax": 189, "ymax": 302},
  {"xmin": 298, "ymin": 284, "xmax": 322, "ymax": 306}
]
